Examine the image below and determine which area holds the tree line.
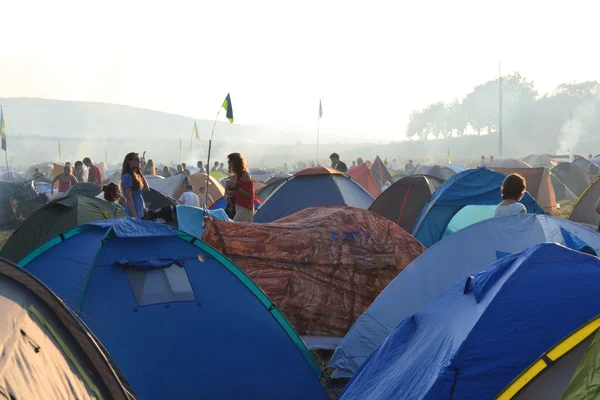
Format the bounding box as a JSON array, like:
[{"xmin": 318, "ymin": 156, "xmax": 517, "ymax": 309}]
[{"xmin": 406, "ymin": 73, "xmax": 600, "ymax": 150}]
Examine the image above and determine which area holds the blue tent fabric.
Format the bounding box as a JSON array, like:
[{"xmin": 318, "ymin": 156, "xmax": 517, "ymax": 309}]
[
  {"xmin": 329, "ymin": 214, "xmax": 600, "ymax": 378},
  {"xmin": 340, "ymin": 243, "xmax": 600, "ymax": 400},
  {"xmin": 412, "ymin": 168, "xmax": 544, "ymax": 247},
  {"xmin": 18, "ymin": 218, "xmax": 327, "ymax": 400},
  {"xmin": 175, "ymin": 205, "xmax": 230, "ymax": 239},
  {"xmin": 561, "ymin": 226, "xmax": 598, "ymax": 256},
  {"xmin": 254, "ymin": 174, "xmax": 374, "ymax": 223},
  {"xmin": 210, "ymin": 196, "xmax": 261, "ymax": 211}
]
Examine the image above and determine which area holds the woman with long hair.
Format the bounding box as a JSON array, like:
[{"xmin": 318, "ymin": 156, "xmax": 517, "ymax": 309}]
[
  {"xmin": 144, "ymin": 159, "xmax": 157, "ymax": 176},
  {"xmin": 121, "ymin": 152, "xmax": 150, "ymax": 219},
  {"xmin": 226, "ymin": 152, "xmax": 255, "ymax": 222}
]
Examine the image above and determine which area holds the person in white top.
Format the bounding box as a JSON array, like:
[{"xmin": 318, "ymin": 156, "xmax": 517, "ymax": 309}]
[
  {"xmin": 495, "ymin": 173, "xmax": 527, "ymax": 217},
  {"xmin": 178, "ymin": 184, "xmax": 200, "ymax": 207}
]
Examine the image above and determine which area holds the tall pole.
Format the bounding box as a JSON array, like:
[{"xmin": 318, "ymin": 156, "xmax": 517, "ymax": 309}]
[
  {"xmin": 189, "ymin": 129, "xmax": 193, "ymax": 166},
  {"xmin": 205, "ymin": 109, "xmax": 222, "ymax": 208},
  {"xmin": 4, "ymin": 151, "xmax": 9, "ymax": 180},
  {"xmin": 499, "ymin": 63, "xmax": 503, "ymax": 157},
  {"xmin": 316, "ymin": 115, "xmax": 320, "ymax": 165}
]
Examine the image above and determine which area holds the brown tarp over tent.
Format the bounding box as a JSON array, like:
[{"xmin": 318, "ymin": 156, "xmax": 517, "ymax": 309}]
[
  {"xmin": 568, "ymin": 178, "xmax": 600, "ymax": 230},
  {"xmin": 491, "ymin": 167, "xmax": 557, "ymax": 213},
  {"xmin": 202, "ymin": 205, "xmax": 425, "ymax": 340}
]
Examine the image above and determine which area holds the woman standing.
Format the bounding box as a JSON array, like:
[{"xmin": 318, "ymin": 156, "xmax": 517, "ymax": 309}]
[
  {"xmin": 51, "ymin": 165, "xmax": 79, "ymax": 198},
  {"xmin": 144, "ymin": 159, "xmax": 157, "ymax": 176},
  {"xmin": 226, "ymin": 153, "xmax": 255, "ymax": 222},
  {"xmin": 121, "ymin": 152, "xmax": 150, "ymax": 219}
]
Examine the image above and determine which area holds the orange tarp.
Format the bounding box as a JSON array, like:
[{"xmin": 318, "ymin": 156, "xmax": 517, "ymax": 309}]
[
  {"xmin": 348, "ymin": 164, "xmax": 381, "ymax": 197},
  {"xmin": 202, "ymin": 205, "xmax": 425, "ymax": 338}
]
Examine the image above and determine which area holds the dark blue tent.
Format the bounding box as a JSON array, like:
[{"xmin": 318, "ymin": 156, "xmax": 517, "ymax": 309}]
[
  {"xmin": 18, "ymin": 218, "xmax": 328, "ymax": 400},
  {"xmin": 340, "ymin": 243, "xmax": 600, "ymax": 400},
  {"xmin": 254, "ymin": 166, "xmax": 374, "ymax": 223},
  {"xmin": 412, "ymin": 168, "xmax": 544, "ymax": 247}
]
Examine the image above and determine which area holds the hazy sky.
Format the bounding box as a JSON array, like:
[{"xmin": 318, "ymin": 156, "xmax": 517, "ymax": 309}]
[{"xmin": 1, "ymin": 0, "xmax": 599, "ymax": 143}]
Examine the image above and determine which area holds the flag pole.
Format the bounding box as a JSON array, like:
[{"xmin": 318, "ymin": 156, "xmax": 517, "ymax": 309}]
[
  {"xmin": 316, "ymin": 114, "xmax": 320, "ymax": 166},
  {"xmin": 205, "ymin": 108, "xmax": 222, "ymax": 207},
  {"xmin": 4, "ymin": 151, "xmax": 9, "ymax": 180},
  {"xmin": 498, "ymin": 62, "xmax": 503, "ymax": 157},
  {"xmin": 570, "ymin": 109, "xmax": 574, "ymax": 162}
]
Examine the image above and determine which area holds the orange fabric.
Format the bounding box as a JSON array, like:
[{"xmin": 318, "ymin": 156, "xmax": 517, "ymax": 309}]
[
  {"xmin": 202, "ymin": 205, "xmax": 425, "ymax": 337},
  {"xmin": 177, "ymin": 173, "xmax": 224, "ymax": 206},
  {"xmin": 348, "ymin": 164, "xmax": 381, "ymax": 197},
  {"xmin": 294, "ymin": 166, "xmax": 343, "ymax": 176}
]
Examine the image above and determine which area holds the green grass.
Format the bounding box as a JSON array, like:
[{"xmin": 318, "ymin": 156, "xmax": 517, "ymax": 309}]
[
  {"xmin": 0, "ymin": 230, "xmax": 13, "ymax": 250},
  {"xmin": 554, "ymin": 200, "xmax": 575, "ymax": 220}
]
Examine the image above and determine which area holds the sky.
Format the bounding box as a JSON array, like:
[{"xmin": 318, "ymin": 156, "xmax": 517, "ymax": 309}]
[{"xmin": 1, "ymin": 0, "xmax": 599, "ymax": 143}]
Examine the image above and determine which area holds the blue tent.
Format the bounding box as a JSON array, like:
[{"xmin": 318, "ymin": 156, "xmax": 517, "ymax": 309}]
[
  {"xmin": 340, "ymin": 243, "xmax": 600, "ymax": 400},
  {"xmin": 412, "ymin": 167, "xmax": 544, "ymax": 247},
  {"xmin": 330, "ymin": 214, "xmax": 600, "ymax": 378},
  {"xmin": 18, "ymin": 218, "xmax": 328, "ymax": 400},
  {"xmin": 254, "ymin": 166, "xmax": 374, "ymax": 223},
  {"xmin": 175, "ymin": 205, "xmax": 230, "ymax": 239}
]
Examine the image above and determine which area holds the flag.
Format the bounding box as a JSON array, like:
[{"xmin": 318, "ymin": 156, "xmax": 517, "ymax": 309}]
[
  {"xmin": 179, "ymin": 138, "xmax": 183, "ymax": 160},
  {"xmin": 58, "ymin": 142, "xmax": 62, "ymax": 161},
  {"xmin": 447, "ymin": 149, "xmax": 451, "ymax": 165},
  {"xmin": 319, "ymin": 99, "xmax": 323, "ymax": 118},
  {"xmin": 192, "ymin": 121, "xmax": 200, "ymax": 140},
  {"xmin": 1, "ymin": 106, "xmax": 6, "ymax": 152},
  {"xmin": 222, "ymin": 93, "xmax": 234, "ymax": 123}
]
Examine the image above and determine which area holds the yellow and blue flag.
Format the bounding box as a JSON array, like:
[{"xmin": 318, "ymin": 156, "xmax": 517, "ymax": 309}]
[
  {"xmin": 447, "ymin": 149, "xmax": 452, "ymax": 165},
  {"xmin": 1, "ymin": 106, "xmax": 6, "ymax": 152},
  {"xmin": 222, "ymin": 94, "xmax": 234, "ymax": 124},
  {"xmin": 192, "ymin": 121, "xmax": 200, "ymax": 140},
  {"xmin": 58, "ymin": 142, "xmax": 62, "ymax": 161},
  {"xmin": 319, "ymin": 99, "xmax": 323, "ymax": 118}
]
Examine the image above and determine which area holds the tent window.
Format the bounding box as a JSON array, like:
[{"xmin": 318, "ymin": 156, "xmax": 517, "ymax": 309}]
[{"xmin": 127, "ymin": 264, "xmax": 195, "ymax": 306}]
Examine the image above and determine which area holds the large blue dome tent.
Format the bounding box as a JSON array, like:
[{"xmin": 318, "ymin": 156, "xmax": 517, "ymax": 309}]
[
  {"xmin": 330, "ymin": 214, "xmax": 600, "ymax": 378},
  {"xmin": 18, "ymin": 218, "xmax": 328, "ymax": 400},
  {"xmin": 340, "ymin": 243, "xmax": 600, "ymax": 400},
  {"xmin": 254, "ymin": 166, "xmax": 374, "ymax": 223},
  {"xmin": 412, "ymin": 167, "xmax": 544, "ymax": 247}
]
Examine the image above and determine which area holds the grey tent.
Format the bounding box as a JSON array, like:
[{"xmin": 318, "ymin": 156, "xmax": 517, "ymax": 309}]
[
  {"xmin": 0, "ymin": 257, "xmax": 135, "ymax": 399},
  {"xmin": 551, "ymin": 162, "xmax": 591, "ymax": 198},
  {"xmin": 0, "ymin": 180, "xmax": 46, "ymax": 229},
  {"xmin": 65, "ymin": 182, "xmax": 102, "ymax": 198},
  {"xmin": 568, "ymin": 178, "xmax": 600, "ymax": 230},
  {"xmin": 368, "ymin": 174, "xmax": 444, "ymax": 232}
]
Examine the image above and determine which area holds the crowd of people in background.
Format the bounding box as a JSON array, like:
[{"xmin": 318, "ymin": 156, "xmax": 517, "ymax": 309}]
[{"xmin": 24, "ymin": 150, "xmax": 600, "ymax": 230}]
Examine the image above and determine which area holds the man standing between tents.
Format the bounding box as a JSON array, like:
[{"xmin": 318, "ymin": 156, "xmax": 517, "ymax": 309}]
[{"xmin": 83, "ymin": 158, "xmax": 102, "ymax": 186}]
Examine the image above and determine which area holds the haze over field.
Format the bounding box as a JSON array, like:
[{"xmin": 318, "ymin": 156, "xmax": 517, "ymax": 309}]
[{"xmin": 1, "ymin": 0, "xmax": 600, "ymax": 167}]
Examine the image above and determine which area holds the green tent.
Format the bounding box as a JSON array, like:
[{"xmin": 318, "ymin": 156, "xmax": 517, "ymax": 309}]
[
  {"xmin": 0, "ymin": 195, "xmax": 122, "ymax": 262},
  {"xmin": 210, "ymin": 170, "xmax": 227, "ymax": 181},
  {"xmin": 496, "ymin": 316, "xmax": 600, "ymax": 400}
]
